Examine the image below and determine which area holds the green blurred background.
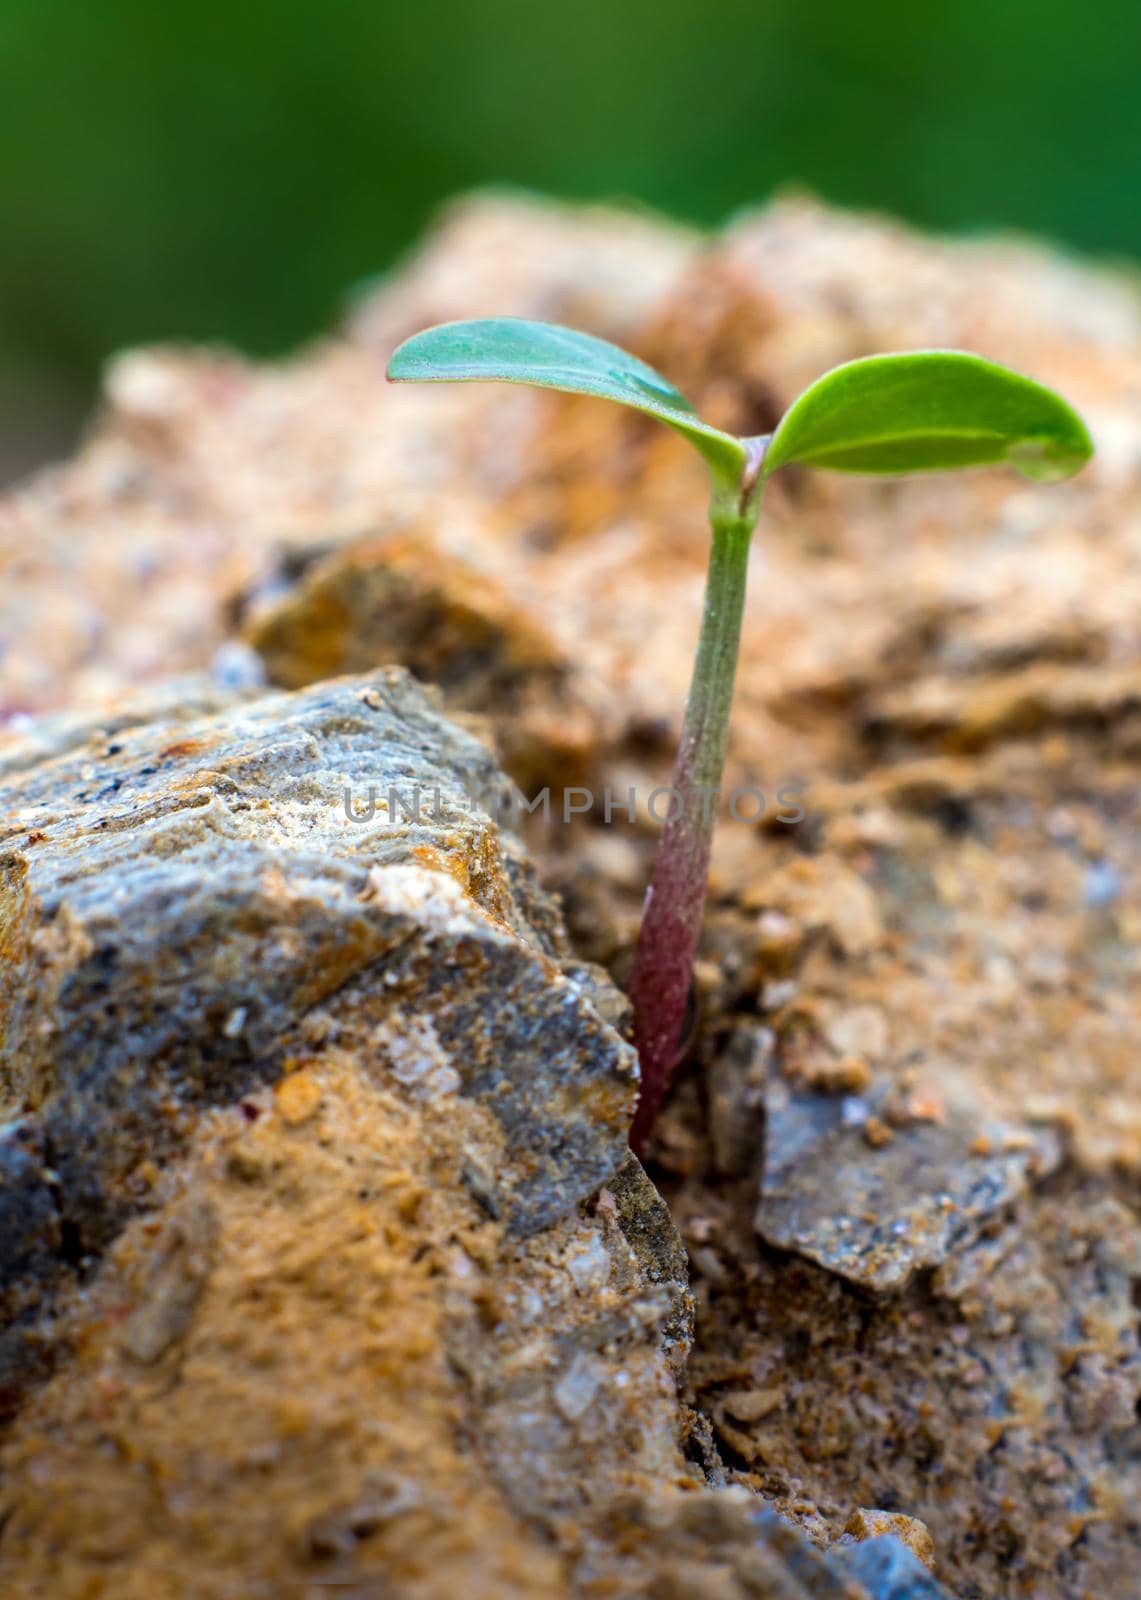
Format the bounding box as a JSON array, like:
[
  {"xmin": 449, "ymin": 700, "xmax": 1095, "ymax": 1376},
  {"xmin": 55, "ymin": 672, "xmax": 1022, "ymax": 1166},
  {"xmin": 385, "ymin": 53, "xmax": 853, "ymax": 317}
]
[{"xmin": 1, "ymin": 0, "xmax": 1137, "ymax": 481}]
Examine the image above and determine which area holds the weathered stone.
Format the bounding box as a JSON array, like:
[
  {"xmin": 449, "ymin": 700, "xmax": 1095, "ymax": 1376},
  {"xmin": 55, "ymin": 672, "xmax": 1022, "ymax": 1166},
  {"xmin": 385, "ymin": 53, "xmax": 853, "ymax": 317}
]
[
  {"xmin": 706, "ymin": 1020, "xmax": 773, "ymax": 1179},
  {"xmin": 2, "ymin": 1054, "xmax": 584, "ymax": 1598},
  {"xmin": 756, "ymin": 1068, "xmax": 1062, "ymax": 1293},
  {"xmin": 683, "ymin": 1172, "xmax": 1138, "ymax": 1600},
  {"xmin": 0, "ymin": 952, "xmax": 946, "ymax": 1600},
  {"xmin": 0, "ymin": 667, "xmax": 638, "ymax": 1412},
  {"xmin": 0, "ymin": 652, "xmax": 970, "ymax": 1597},
  {"xmin": 244, "ymin": 527, "xmax": 610, "ymax": 793},
  {"xmin": 3, "ymin": 188, "xmax": 1139, "ymax": 1599},
  {"xmin": 835, "ymin": 1536, "xmax": 949, "ymax": 1600},
  {"xmin": 842, "ymin": 1510, "xmax": 936, "ymax": 1573}
]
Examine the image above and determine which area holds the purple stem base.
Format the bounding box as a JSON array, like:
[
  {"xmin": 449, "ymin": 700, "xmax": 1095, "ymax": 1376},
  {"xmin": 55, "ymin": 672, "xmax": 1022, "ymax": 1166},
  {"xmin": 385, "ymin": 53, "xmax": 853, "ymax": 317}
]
[
  {"xmin": 627, "ymin": 755, "xmax": 712, "ymax": 1153},
  {"xmin": 625, "ymin": 511, "xmax": 754, "ymax": 1155}
]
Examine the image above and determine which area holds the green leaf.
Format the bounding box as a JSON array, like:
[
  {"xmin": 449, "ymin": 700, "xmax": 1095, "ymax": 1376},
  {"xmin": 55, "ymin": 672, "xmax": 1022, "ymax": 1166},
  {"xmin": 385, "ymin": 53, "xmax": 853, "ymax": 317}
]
[
  {"xmin": 763, "ymin": 351, "xmax": 1093, "ymax": 483},
  {"xmin": 387, "ymin": 317, "xmax": 747, "ymax": 482}
]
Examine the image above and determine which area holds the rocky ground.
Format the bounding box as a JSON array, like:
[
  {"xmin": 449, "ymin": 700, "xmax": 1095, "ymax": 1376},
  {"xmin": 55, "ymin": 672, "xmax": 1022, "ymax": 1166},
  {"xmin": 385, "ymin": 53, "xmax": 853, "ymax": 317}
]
[{"xmin": 0, "ymin": 192, "xmax": 1137, "ymax": 1598}]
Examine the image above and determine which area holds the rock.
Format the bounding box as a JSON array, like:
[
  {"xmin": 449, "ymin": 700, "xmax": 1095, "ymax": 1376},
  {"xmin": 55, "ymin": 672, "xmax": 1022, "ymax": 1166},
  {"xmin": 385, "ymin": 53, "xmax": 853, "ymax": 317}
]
[
  {"xmin": 0, "ymin": 659, "xmax": 967, "ymax": 1598},
  {"xmin": 843, "ymin": 1509, "xmax": 937, "ymax": 1572},
  {"xmin": 706, "ymin": 1020, "xmax": 773, "ymax": 1179},
  {"xmin": 835, "ymin": 1536, "xmax": 949, "ymax": 1600},
  {"xmin": 244, "ymin": 527, "xmax": 610, "ymax": 794},
  {"xmin": 0, "ymin": 832, "xmax": 949, "ymax": 1598},
  {"xmin": 756, "ymin": 1067, "xmax": 1062, "ymax": 1293},
  {"xmin": 3, "ymin": 187, "xmax": 1139, "ymax": 1598},
  {"xmin": 741, "ymin": 858, "xmax": 885, "ymax": 961},
  {"xmin": 1, "ymin": 1051, "xmax": 583, "ymax": 1597},
  {"xmin": 685, "ymin": 1174, "xmax": 1139, "ymax": 1600},
  {"xmin": 0, "ymin": 666, "xmax": 689, "ymax": 1598},
  {"xmin": 0, "ymin": 668, "xmax": 637, "ymax": 1411}
]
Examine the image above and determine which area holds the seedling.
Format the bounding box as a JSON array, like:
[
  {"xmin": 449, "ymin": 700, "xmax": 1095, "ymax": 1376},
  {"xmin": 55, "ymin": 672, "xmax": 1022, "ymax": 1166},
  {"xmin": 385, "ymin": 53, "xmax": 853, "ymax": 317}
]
[{"xmin": 388, "ymin": 319, "xmax": 1092, "ymax": 1151}]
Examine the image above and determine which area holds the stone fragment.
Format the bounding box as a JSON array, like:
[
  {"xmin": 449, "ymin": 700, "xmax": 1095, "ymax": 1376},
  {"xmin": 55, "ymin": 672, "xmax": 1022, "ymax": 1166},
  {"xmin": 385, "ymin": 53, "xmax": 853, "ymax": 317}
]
[
  {"xmin": 721, "ymin": 1386, "xmax": 784, "ymax": 1425},
  {"xmin": 835, "ymin": 1536, "xmax": 950, "ymax": 1600},
  {"xmin": 756, "ymin": 1068, "xmax": 1062, "ymax": 1292},
  {"xmin": 742, "ymin": 858, "xmax": 884, "ymax": 960},
  {"xmin": 706, "ymin": 1020, "xmax": 773, "ymax": 1179},
  {"xmin": 244, "ymin": 527, "xmax": 609, "ymax": 792},
  {"xmin": 843, "ymin": 1509, "xmax": 937, "ymax": 1573}
]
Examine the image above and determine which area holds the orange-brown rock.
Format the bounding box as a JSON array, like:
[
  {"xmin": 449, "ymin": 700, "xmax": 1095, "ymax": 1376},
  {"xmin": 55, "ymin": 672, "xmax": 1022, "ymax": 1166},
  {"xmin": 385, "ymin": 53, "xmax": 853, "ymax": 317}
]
[{"xmin": 2, "ymin": 189, "xmax": 1138, "ymax": 1599}]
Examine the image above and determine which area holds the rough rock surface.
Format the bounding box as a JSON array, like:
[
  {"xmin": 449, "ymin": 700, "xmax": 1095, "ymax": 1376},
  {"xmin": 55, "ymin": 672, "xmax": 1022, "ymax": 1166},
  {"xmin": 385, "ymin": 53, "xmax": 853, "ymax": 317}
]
[
  {"xmin": 0, "ymin": 668, "xmax": 947, "ymax": 1600},
  {"xmin": 2, "ymin": 188, "xmax": 1138, "ymax": 1598},
  {"xmin": 756, "ymin": 1067, "xmax": 1063, "ymax": 1292},
  {"xmin": 675, "ymin": 1172, "xmax": 1138, "ymax": 1600},
  {"xmin": 0, "ymin": 668, "xmax": 636, "ymax": 1406}
]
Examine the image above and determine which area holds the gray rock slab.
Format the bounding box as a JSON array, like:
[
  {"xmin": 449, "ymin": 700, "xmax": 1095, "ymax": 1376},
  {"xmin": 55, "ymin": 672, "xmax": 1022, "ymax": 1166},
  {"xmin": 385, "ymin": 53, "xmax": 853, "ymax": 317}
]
[
  {"xmin": 756, "ymin": 1070, "xmax": 1061, "ymax": 1293},
  {"xmin": 0, "ymin": 668, "xmax": 637, "ymax": 1406}
]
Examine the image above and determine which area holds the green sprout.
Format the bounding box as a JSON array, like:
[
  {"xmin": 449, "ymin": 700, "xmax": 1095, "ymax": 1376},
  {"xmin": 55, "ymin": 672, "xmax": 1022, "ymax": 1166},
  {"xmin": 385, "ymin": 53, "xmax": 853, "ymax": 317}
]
[{"xmin": 388, "ymin": 319, "xmax": 1093, "ymax": 1152}]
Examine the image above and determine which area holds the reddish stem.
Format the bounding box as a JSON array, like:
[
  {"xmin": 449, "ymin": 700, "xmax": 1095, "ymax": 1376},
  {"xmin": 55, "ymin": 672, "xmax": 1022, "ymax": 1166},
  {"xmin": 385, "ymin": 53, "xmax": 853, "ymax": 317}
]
[{"xmin": 627, "ymin": 512, "xmax": 754, "ymax": 1153}]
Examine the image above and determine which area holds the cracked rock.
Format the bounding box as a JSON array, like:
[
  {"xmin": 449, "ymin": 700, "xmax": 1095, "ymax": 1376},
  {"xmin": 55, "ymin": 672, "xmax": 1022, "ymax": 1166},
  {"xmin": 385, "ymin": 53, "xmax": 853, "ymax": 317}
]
[{"xmin": 0, "ymin": 668, "xmax": 637, "ymax": 1411}]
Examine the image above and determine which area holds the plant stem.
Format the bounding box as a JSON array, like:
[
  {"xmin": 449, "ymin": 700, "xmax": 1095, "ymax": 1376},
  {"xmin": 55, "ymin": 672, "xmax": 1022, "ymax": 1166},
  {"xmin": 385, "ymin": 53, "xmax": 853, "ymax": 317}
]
[{"xmin": 627, "ymin": 487, "xmax": 759, "ymax": 1153}]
